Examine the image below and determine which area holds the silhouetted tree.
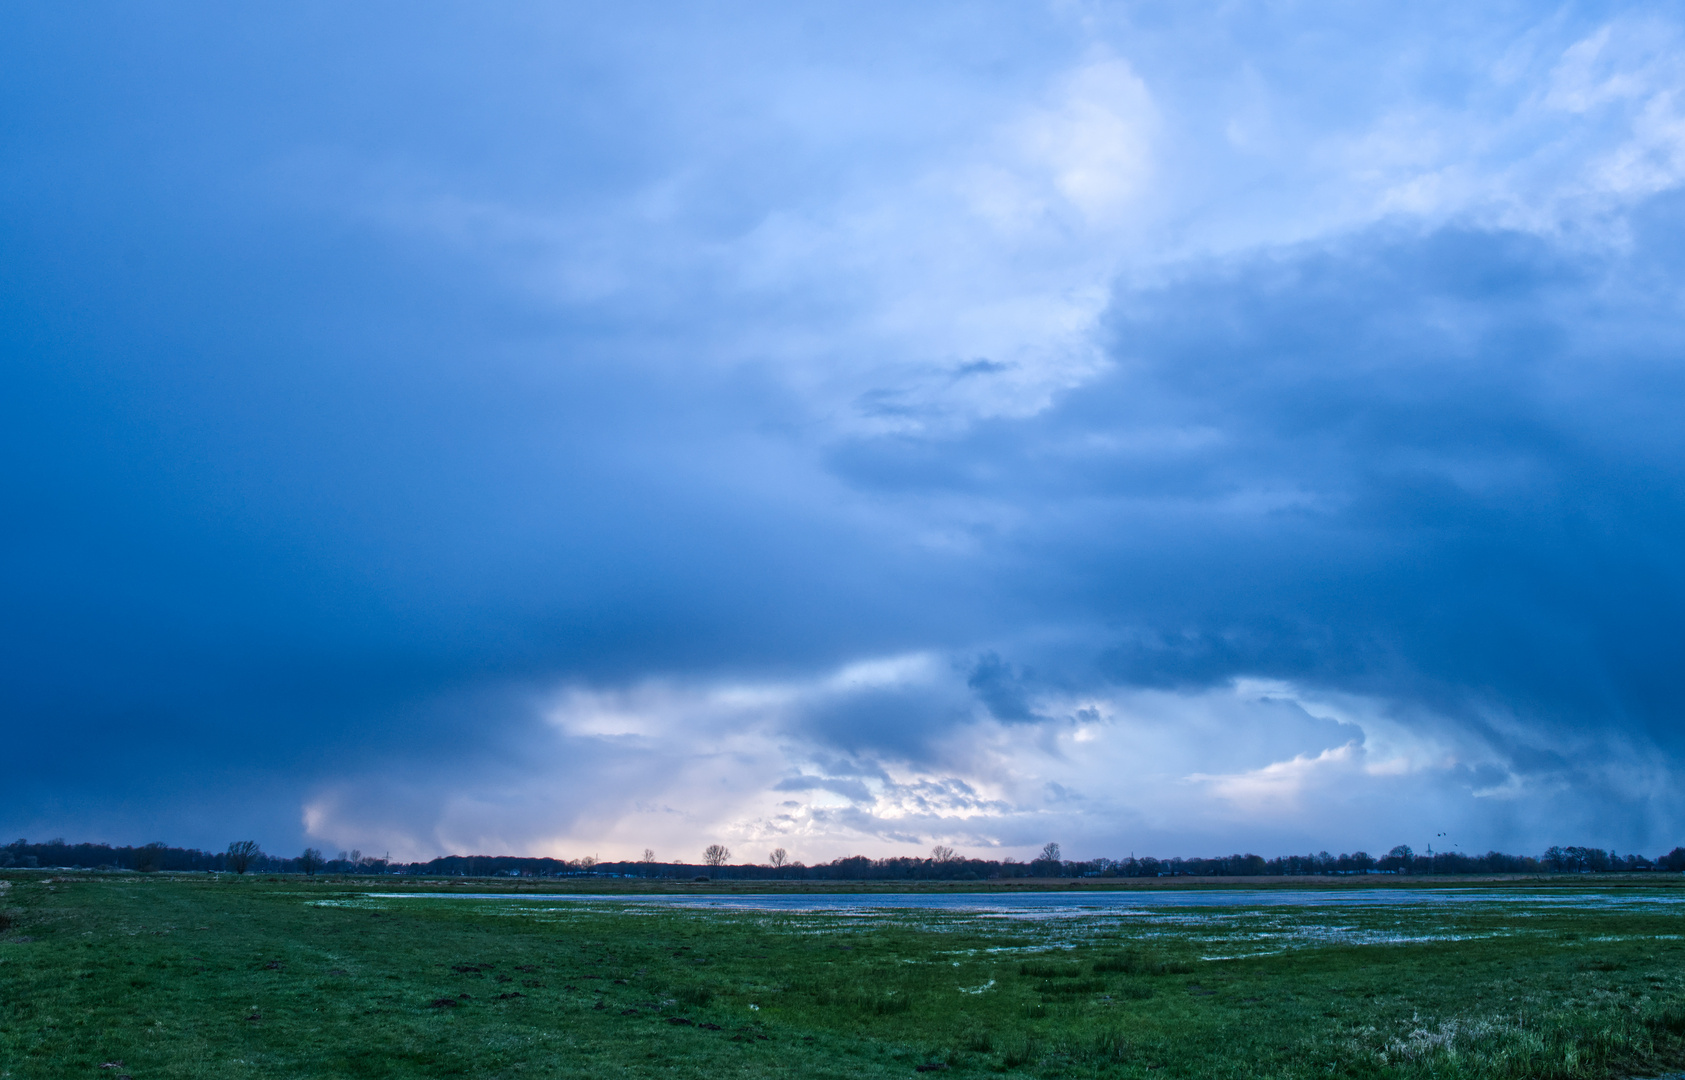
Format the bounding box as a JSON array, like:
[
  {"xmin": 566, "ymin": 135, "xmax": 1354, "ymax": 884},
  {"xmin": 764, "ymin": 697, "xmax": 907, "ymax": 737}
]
[
  {"xmin": 299, "ymin": 848, "xmax": 324, "ymax": 876},
  {"xmin": 134, "ymin": 842, "xmax": 167, "ymax": 873},
  {"xmin": 1028, "ymin": 841, "xmax": 1065, "ymax": 877},
  {"xmin": 769, "ymin": 847, "xmax": 788, "ymax": 868},
  {"xmin": 703, "ymin": 844, "xmax": 731, "ymax": 867},
  {"xmin": 931, "ymin": 845, "xmax": 956, "ymax": 863},
  {"xmin": 226, "ymin": 840, "xmax": 261, "ymax": 874}
]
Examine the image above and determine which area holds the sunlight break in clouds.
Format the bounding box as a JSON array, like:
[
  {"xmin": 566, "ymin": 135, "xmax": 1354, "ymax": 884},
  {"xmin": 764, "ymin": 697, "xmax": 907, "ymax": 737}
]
[{"xmin": 297, "ymin": 659, "xmax": 1667, "ymax": 865}]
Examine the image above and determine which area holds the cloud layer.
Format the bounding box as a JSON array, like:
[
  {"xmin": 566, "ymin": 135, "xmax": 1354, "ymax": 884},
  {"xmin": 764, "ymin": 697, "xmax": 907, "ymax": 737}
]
[{"xmin": 4, "ymin": 2, "xmax": 1685, "ymax": 861}]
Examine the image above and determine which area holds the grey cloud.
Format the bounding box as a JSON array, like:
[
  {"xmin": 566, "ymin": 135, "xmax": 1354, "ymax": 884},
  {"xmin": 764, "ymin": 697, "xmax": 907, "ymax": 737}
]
[
  {"xmin": 772, "ymin": 775, "xmax": 874, "ymax": 802},
  {"xmin": 819, "ymin": 210, "xmax": 1685, "ymax": 845},
  {"xmin": 966, "ymin": 652, "xmax": 1039, "ymax": 723},
  {"xmin": 797, "ymin": 684, "xmax": 974, "ymax": 759},
  {"xmin": 953, "ymin": 359, "xmax": 1011, "ymax": 378}
]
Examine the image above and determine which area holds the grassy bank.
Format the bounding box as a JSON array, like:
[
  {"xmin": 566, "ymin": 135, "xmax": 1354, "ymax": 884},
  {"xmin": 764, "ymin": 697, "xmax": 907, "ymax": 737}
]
[{"xmin": 3, "ymin": 873, "xmax": 1683, "ymax": 1078}]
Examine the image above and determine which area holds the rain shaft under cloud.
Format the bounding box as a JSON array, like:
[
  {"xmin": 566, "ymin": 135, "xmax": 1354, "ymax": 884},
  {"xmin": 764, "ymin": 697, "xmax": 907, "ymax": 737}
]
[{"xmin": 3, "ymin": 2, "xmax": 1685, "ymax": 862}]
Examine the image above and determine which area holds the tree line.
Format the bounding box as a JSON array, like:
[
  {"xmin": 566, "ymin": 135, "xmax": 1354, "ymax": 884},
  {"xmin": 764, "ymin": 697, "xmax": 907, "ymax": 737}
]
[
  {"xmin": 5, "ymin": 837, "xmax": 1684, "ymax": 878},
  {"xmin": 0, "ymin": 838, "xmax": 386, "ymax": 875}
]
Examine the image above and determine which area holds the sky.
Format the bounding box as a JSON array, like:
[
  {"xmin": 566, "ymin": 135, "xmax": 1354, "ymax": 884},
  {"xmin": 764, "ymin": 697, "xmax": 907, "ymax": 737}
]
[{"xmin": 5, "ymin": 2, "xmax": 1685, "ymax": 865}]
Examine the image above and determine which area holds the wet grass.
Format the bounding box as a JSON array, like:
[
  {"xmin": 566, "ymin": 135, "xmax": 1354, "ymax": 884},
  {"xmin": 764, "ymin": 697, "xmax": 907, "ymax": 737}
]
[{"xmin": 2, "ymin": 873, "xmax": 1684, "ymax": 1078}]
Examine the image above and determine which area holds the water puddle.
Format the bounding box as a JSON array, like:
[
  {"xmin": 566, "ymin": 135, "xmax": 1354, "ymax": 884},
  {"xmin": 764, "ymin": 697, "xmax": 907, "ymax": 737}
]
[{"xmin": 364, "ymin": 887, "xmax": 1685, "ymax": 916}]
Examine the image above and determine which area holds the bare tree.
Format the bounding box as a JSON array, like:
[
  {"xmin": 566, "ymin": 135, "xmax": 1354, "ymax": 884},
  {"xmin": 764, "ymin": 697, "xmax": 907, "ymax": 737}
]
[
  {"xmin": 226, "ymin": 840, "xmax": 261, "ymax": 875},
  {"xmin": 769, "ymin": 847, "xmax": 788, "ymax": 868},
  {"xmin": 640, "ymin": 848, "xmax": 656, "ymax": 863},
  {"xmin": 299, "ymin": 848, "xmax": 324, "ymax": 876},
  {"xmin": 702, "ymin": 844, "xmax": 731, "ymax": 867},
  {"xmin": 578, "ymin": 855, "xmax": 598, "ymax": 870},
  {"xmin": 1040, "ymin": 842, "xmax": 1062, "ymax": 863},
  {"xmin": 931, "ymin": 845, "xmax": 956, "ymax": 864}
]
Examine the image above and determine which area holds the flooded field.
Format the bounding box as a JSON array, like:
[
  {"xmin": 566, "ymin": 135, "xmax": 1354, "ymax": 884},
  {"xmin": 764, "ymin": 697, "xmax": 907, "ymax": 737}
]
[
  {"xmin": 5, "ymin": 874, "xmax": 1685, "ymax": 1078},
  {"xmin": 357, "ymin": 884, "xmax": 1685, "ymax": 965},
  {"xmin": 380, "ymin": 885, "xmax": 1685, "ymax": 912}
]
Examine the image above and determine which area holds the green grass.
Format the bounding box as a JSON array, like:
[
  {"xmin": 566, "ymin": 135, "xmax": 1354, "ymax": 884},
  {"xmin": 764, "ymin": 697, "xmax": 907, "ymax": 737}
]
[{"xmin": 3, "ymin": 874, "xmax": 1685, "ymax": 1078}]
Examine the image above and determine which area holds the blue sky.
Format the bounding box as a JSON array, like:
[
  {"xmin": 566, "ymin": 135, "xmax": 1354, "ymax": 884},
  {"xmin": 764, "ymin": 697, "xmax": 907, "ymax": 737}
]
[{"xmin": 5, "ymin": 3, "xmax": 1685, "ymax": 863}]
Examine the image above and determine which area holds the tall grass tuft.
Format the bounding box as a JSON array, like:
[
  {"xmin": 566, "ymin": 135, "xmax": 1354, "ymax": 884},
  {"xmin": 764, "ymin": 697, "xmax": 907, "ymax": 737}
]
[
  {"xmin": 799, "ymin": 985, "xmax": 910, "ymax": 1014},
  {"xmin": 1019, "ymin": 960, "xmax": 1084, "ymax": 978},
  {"xmin": 1648, "ymin": 1006, "xmax": 1685, "ymax": 1036},
  {"xmin": 1036, "ymin": 977, "xmax": 1106, "ymax": 995},
  {"xmin": 1359, "ymin": 1006, "xmax": 1685, "ymax": 1080},
  {"xmin": 859, "ymin": 990, "xmax": 912, "ymax": 1016},
  {"xmin": 1001, "ymin": 1036, "xmax": 1041, "ymax": 1067},
  {"xmin": 1093, "ymin": 951, "xmax": 1193, "ymax": 975},
  {"xmin": 1087, "ymin": 1029, "xmax": 1131, "ymax": 1063}
]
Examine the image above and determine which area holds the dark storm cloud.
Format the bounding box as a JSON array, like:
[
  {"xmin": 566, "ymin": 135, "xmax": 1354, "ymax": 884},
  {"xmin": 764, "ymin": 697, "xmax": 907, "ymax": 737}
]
[
  {"xmin": 831, "ymin": 212, "xmax": 1685, "ymax": 767},
  {"xmin": 2, "ymin": 2, "xmax": 1064, "ymax": 849},
  {"xmin": 966, "ymin": 653, "xmax": 1040, "ymax": 723},
  {"xmin": 797, "ymin": 684, "xmax": 976, "ymax": 760}
]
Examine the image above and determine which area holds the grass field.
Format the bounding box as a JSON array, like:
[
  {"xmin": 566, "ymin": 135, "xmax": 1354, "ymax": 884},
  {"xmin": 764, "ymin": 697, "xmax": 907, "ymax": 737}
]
[{"xmin": 3, "ymin": 874, "xmax": 1685, "ymax": 1079}]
